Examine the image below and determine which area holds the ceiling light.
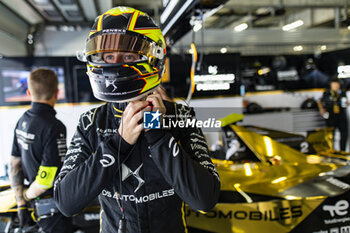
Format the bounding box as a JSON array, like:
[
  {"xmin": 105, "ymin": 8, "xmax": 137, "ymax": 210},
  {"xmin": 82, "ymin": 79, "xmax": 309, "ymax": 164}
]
[
  {"xmin": 220, "ymin": 47, "xmax": 227, "ymax": 53},
  {"xmin": 45, "ymin": 25, "xmax": 57, "ymax": 31},
  {"xmin": 282, "ymin": 20, "xmax": 304, "ymax": 31},
  {"xmin": 193, "ymin": 23, "xmax": 202, "ymax": 32},
  {"xmin": 203, "ymin": 4, "xmax": 224, "ymax": 21},
  {"xmin": 60, "ymin": 25, "xmax": 69, "ymax": 31},
  {"xmin": 256, "ymin": 7, "xmax": 270, "ymax": 15},
  {"xmin": 162, "ymin": 0, "xmax": 170, "ymax": 7},
  {"xmin": 160, "ymin": 0, "xmax": 180, "ymax": 24},
  {"xmin": 320, "ymin": 45, "xmax": 327, "ymax": 51},
  {"xmin": 162, "ymin": 0, "xmax": 195, "ymax": 35},
  {"xmin": 32, "ymin": 0, "xmax": 49, "ymax": 4},
  {"xmin": 234, "ymin": 23, "xmax": 248, "ymax": 32},
  {"xmin": 293, "ymin": 45, "xmax": 303, "ymax": 52}
]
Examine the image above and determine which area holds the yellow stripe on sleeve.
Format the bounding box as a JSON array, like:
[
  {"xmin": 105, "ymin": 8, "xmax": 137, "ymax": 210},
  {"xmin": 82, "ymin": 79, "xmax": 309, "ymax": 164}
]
[{"xmin": 35, "ymin": 166, "xmax": 58, "ymax": 189}]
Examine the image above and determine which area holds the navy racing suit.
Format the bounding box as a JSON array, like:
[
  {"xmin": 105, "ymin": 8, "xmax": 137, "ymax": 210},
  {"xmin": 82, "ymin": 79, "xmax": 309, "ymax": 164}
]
[{"xmin": 54, "ymin": 101, "xmax": 220, "ymax": 233}]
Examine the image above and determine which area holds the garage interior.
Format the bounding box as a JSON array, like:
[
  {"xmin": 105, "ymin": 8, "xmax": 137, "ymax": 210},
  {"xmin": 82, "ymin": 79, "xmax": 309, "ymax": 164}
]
[{"xmin": 1, "ymin": 0, "xmax": 350, "ymax": 233}]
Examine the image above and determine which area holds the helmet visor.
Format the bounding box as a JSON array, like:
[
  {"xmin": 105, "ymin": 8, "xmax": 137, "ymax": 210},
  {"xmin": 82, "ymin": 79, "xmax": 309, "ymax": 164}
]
[{"xmin": 85, "ymin": 32, "xmax": 164, "ymax": 62}]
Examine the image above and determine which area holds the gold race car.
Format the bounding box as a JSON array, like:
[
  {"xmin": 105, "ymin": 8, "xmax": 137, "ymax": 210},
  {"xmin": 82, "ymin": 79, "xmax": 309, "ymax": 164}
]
[{"xmin": 186, "ymin": 114, "xmax": 350, "ymax": 233}]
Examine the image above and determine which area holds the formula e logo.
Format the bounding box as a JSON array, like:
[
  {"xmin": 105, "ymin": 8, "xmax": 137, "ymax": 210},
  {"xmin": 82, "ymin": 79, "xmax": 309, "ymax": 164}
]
[
  {"xmin": 143, "ymin": 110, "xmax": 161, "ymax": 129},
  {"xmin": 99, "ymin": 154, "xmax": 115, "ymax": 167},
  {"xmin": 323, "ymin": 200, "xmax": 349, "ymax": 217},
  {"xmin": 122, "ymin": 164, "xmax": 145, "ymax": 193}
]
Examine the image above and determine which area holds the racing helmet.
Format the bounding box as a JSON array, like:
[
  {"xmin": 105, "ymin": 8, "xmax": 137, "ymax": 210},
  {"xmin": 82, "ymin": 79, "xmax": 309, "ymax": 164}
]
[{"xmin": 84, "ymin": 7, "xmax": 166, "ymax": 102}]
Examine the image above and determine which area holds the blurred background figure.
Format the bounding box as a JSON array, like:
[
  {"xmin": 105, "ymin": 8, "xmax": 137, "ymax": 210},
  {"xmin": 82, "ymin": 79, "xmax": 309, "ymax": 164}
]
[
  {"xmin": 9, "ymin": 68, "xmax": 70, "ymax": 232},
  {"xmin": 318, "ymin": 76, "xmax": 349, "ymax": 151}
]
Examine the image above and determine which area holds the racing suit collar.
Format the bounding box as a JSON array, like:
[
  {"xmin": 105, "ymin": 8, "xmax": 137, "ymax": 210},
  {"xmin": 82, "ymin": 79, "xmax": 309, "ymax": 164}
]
[
  {"xmin": 31, "ymin": 102, "xmax": 56, "ymax": 116},
  {"xmin": 110, "ymin": 102, "xmax": 128, "ymax": 117},
  {"xmin": 109, "ymin": 95, "xmax": 166, "ymax": 117}
]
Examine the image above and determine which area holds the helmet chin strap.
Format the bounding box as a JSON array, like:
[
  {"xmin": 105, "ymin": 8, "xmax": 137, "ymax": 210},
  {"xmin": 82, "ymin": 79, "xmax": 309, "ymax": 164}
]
[{"xmin": 140, "ymin": 91, "xmax": 155, "ymax": 101}]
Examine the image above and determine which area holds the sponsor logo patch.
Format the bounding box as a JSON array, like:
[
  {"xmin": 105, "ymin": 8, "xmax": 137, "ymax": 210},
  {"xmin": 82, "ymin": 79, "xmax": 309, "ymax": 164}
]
[
  {"xmin": 122, "ymin": 164, "xmax": 145, "ymax": 192},
  {"xmin": 99, "ymin": 154, "xmax": 115, "ymax": 167}
]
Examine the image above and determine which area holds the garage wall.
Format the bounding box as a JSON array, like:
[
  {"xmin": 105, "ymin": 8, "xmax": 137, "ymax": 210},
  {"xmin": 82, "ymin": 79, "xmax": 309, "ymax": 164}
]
[
  {"xmin": 0, "ymin": 32, "xmax": 27, "ymax": 56},
  {"xmin": 0, "ymin": 3, "xmax": 29, "ymax": 56},
  {"xmin": 35, "ymin": 28, "xmax": 89, "ymax": 56}
]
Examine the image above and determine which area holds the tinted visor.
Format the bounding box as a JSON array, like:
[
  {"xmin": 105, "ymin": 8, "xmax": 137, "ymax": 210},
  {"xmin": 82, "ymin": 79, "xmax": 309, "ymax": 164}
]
[{"xmin": 85, "ymin": 32, "xmax": 162, "ymax": 61}]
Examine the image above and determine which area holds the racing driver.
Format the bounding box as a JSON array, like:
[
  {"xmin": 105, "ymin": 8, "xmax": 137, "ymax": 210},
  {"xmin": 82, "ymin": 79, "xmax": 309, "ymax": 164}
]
[{"xmin": 54, "ymin": 6, "xmax": 220, "ymax": 232}]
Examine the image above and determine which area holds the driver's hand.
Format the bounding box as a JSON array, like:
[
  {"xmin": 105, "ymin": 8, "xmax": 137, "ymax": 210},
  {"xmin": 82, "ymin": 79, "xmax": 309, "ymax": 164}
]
[
  {"xmin": 146, "ymin": 92, "xmax": 166, "ymax": 116},
  {"xmin": 118, "ymin": 101, "xmax": 151, "ymax": 145}
]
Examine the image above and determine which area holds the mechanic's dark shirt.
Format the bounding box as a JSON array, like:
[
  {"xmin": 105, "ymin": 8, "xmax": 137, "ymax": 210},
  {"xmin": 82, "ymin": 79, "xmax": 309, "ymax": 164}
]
[
  {"xmin": 11, "ymin": 102, "xmax": 67, "ymax": 195},
  {"xmin": 321, "ymin": 89, "xmax": 347, "ymax": 116},
  {"xmin": 54, "ymin": 101, "xmax": 220, "ymax": 233}
]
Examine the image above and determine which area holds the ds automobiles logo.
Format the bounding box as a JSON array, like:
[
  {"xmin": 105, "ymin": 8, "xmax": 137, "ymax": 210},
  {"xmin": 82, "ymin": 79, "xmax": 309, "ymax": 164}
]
[{"xmin": 122, "ymin": 164, "xmax": 145, "ymax": 193}]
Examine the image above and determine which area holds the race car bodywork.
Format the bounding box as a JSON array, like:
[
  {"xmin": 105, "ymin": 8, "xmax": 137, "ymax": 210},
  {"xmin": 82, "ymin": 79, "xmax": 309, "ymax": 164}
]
[
  {"xmin": 187, "ymin": 124, "xmax": 350, "ymax": 233},
  {"xmin": 243, "ymin": 125, "xmax": 335, "ymax": 155}
]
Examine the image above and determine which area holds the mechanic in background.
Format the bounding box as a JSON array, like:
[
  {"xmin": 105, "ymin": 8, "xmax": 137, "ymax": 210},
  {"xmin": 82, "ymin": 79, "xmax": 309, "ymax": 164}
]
[
  {"xmin": 318, "ymin": 77, "xmax": 349, "ymax": 151},
  {"xmin": 9, "ymin": 68, "xmax": 69, "ymax": 232}
]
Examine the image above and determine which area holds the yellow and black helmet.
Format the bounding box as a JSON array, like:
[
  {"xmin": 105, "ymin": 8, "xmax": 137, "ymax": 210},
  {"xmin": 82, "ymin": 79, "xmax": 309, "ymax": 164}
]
[{"xmin": 85, "ymin": 7, "xmax": 166, "ymax": 102}]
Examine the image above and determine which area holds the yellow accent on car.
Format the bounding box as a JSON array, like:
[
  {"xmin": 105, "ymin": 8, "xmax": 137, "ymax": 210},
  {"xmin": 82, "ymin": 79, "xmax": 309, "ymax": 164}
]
[
  {"xmin": 219, "ymin": 113, "xmax": 244, "ymax": 127},
  {"xmin": 186, "ymin": 200, "xmax": 325, "ymax": 233},
  {"xmin": 35, "ymin": 166, "xmax": 58, "ymax": 189}
]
